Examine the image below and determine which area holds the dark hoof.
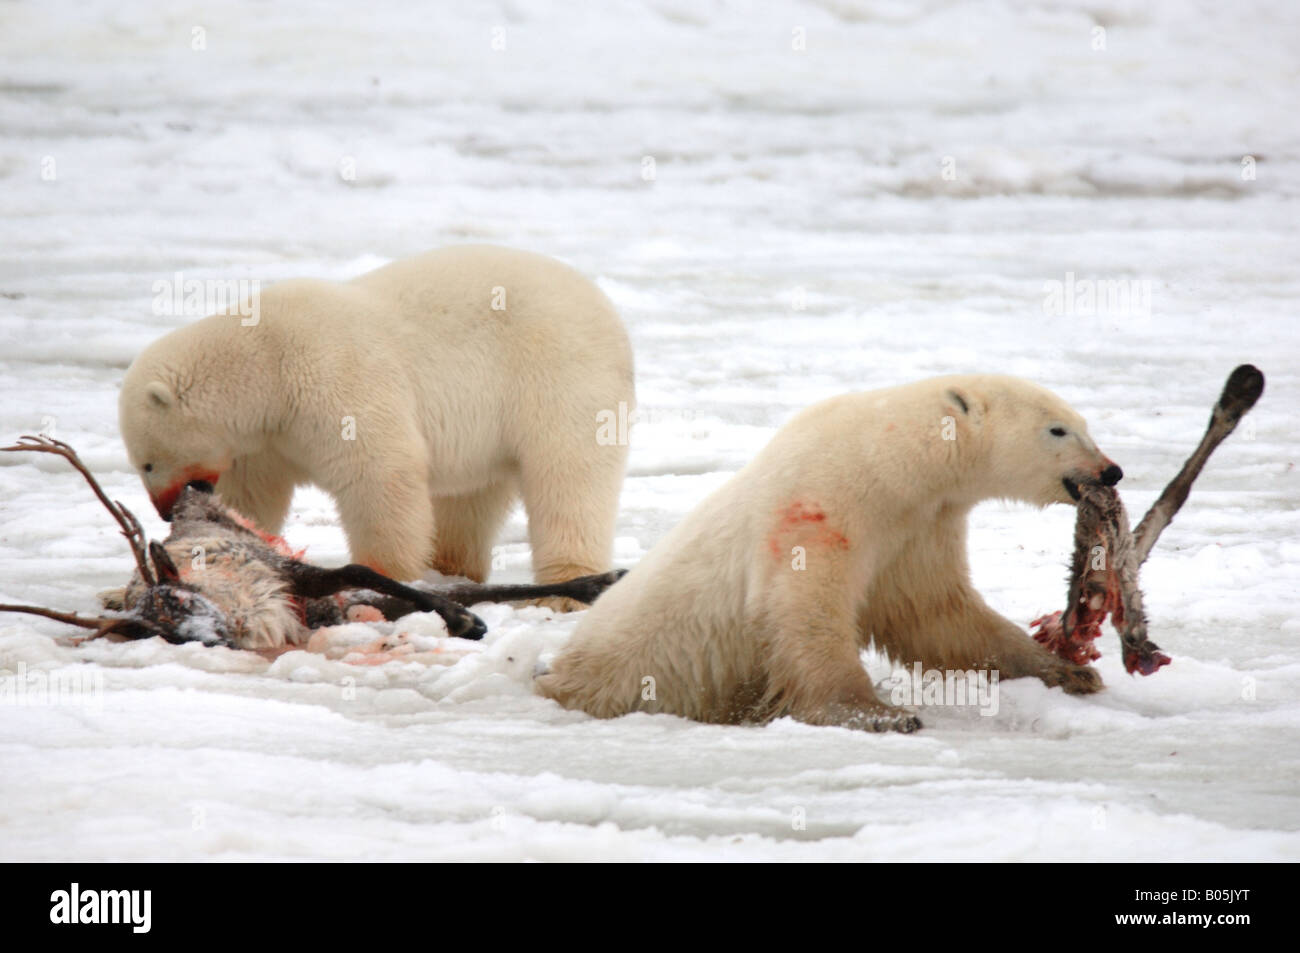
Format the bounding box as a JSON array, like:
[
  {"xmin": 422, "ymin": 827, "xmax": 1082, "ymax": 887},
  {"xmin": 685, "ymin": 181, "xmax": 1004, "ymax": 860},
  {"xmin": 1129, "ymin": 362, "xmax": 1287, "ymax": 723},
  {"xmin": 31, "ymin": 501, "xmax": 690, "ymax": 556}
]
[
  {"xmin": 560, "ymin": 569, "xmax": 628, "ymax": 605},
  {"xmin": 447, "ymin": 610, "xmax": 487, "ymax": 641},
  {"xmin": 1220, "ymin": 364, "xmax": 1264, "ymax": 421}
]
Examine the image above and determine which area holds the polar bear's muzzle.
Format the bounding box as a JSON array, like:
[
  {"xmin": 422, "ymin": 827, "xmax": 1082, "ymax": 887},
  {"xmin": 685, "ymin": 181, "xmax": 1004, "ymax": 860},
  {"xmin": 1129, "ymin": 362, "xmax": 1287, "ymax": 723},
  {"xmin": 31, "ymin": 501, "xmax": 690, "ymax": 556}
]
[
  {"xmin": 152, "ymin": 469, "xmax": 223, "ymax": 521},
  {"xmin": 1063, "ymin": 463, "xmax": 1123, "ymax": 502}
]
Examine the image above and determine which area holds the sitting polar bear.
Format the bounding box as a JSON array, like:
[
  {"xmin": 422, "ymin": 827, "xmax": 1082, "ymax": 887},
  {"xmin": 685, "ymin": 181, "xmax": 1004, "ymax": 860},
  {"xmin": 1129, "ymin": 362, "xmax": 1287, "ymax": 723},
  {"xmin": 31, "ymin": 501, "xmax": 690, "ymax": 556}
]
[
  {"xmin": 537, "ymin": 374, "xmax": 1123, "ymax": 731},
  {"xmin": 118, "ymin": 245, "xmax": 634, "ymax": 594}
]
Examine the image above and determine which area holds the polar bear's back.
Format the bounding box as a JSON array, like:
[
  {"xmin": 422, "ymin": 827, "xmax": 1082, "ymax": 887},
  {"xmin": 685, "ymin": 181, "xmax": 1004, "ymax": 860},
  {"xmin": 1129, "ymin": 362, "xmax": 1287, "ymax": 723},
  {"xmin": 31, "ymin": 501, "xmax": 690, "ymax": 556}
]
[
  {"xmin": 343, "ymin": 244, "xmax": 633, "ymax": 417},
  {"xmin": 350, "ymin": 244, "xmax": 625, "ymax": 344},
  {"xmin": 227, "ymin": 245, "xmax": 635, "ymax": 468}
]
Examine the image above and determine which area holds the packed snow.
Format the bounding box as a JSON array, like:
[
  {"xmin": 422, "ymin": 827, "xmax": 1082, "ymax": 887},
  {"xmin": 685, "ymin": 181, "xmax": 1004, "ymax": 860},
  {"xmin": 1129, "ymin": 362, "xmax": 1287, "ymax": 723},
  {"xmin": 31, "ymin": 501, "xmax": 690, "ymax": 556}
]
[{"xmin": 1, "ymin": 0, "xmax": 1297, "ymax": 861}]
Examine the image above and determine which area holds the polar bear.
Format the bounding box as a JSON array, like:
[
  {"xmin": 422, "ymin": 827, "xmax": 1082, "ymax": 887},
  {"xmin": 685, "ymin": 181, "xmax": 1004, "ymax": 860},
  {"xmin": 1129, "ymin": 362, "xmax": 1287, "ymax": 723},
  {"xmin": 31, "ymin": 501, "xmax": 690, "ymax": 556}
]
[
  {"xmin": 119, "ymin": 245, "xmax": 634, "ymax": 593},
  {"xmin": 537, "ymin": 375, "xmax": 1122, "ymax": 730}
]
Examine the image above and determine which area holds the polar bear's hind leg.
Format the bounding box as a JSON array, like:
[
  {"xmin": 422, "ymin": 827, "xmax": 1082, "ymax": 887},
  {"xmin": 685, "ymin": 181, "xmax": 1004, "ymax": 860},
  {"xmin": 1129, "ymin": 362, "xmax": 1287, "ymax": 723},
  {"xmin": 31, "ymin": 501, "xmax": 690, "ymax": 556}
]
[{"xmin": 756, "ymin": 560, "xmax": 922, "ymax": 733}]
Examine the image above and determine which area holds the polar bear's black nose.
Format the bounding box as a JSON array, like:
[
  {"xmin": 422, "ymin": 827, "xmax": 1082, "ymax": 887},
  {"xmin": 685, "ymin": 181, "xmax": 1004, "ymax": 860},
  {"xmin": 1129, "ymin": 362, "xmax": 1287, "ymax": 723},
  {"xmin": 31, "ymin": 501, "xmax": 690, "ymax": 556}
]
[
  {"xmin": 187, "ymin": 479, "xmax": 215, "ymax": 494},
  {"xmin": 1100, "ymin": 464, "xmax": 1123, "ymax": 486}
]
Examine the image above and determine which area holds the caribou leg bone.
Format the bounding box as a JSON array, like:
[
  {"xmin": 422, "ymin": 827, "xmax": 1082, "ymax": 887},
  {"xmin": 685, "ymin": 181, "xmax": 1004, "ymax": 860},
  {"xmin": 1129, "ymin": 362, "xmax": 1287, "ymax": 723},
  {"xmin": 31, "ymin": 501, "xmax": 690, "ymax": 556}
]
[
  {"xmin": 343, "ymin": 569, "xmax": 630, "ymax": 620},
  {"xmin": 1032, "ymin": 365, "xmax": 1264, "ymax": 676},
  {"xmin": 1133, "ymin": 364, "xmax": 1264, "ymax": 564},
  {"xmin": 283, "ymin": 561, "xmax": 488, "ymax": 641}
]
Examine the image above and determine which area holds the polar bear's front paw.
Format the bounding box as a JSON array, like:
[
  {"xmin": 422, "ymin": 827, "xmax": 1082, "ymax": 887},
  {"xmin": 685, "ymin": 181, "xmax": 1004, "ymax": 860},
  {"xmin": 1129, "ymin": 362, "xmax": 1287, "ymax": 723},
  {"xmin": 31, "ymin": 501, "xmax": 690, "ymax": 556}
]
[
  {"xmin": 1044, "ymin": 662, "xmax": 1104, "ymax": 695},
  {"xmin": 853, "ymin": 710, "xmax": 923, "ymax": 733},
  {"xmin": 818, "ymin": 703, "xmax": 922, "ymax": 733}
]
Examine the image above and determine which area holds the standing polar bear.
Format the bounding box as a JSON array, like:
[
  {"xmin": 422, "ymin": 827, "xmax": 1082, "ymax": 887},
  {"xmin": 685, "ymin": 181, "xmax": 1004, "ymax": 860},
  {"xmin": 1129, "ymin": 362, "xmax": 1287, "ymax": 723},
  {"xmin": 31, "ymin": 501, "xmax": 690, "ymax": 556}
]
[
  {"xmin": 119, "ymin": 245, "xmax": 634, "ymax": 594},
  {"xmin": 538, "ymin": 375, "xmax": 1123, "ymax": 730}
]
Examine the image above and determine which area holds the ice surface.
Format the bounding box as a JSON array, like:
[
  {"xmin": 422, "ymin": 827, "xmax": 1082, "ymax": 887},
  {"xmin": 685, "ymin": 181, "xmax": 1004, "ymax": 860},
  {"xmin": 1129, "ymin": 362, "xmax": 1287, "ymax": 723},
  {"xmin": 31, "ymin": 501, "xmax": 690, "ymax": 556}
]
[{"xmin": 1, "ymin": 0, "xmax": 1297, "ymax": 860}]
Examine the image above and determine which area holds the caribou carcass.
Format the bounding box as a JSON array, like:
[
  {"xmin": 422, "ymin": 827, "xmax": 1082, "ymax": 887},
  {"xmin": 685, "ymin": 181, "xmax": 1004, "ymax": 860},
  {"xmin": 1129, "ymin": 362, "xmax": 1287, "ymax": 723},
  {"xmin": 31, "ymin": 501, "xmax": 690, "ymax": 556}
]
[{"xmin": 0, "ymin": 436, "xmax": 623, "ymax": 651}]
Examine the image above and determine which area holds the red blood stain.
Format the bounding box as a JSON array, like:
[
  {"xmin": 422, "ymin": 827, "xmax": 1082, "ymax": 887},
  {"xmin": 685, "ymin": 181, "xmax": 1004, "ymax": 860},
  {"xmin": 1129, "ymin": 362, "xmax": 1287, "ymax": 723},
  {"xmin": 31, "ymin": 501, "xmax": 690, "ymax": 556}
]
[
  {"xmin": 823, "ymin": 529, "xmax": 850, "ymax": 550},
  {"xmin": 228, "ymin": 510, "xmax": 306, "ymax": 559},
  {"xmin": 151, "ymin": 466, "xmax": 224, "ymax": 520},
  {"xmin": 768, "ymin": 501, "xmax": 850, "ymax": 557},
  {"xmin": 779, "ymin": 501, "xmax": 827, "ymax": 525}
]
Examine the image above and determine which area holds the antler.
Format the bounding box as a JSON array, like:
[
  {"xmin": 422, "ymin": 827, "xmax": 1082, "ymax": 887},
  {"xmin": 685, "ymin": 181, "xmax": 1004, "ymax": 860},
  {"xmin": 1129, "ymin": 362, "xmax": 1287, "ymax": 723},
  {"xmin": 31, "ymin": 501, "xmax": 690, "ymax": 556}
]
[
  {"xmin": 0, "ymin": 603, "xmax": 160, "ymax": 641},
  {"xmin": 1, "ymin": 434, "xmax": 156, "ymax": 587}
]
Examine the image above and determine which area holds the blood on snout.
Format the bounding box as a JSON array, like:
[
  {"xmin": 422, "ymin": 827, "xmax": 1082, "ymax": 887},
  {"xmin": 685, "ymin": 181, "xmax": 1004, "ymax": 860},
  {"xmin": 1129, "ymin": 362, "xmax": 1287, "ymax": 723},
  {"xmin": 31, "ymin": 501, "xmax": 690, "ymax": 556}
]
[{"xmin": 151, "ymin": 467, "xmax": 224, "ymax": 520}]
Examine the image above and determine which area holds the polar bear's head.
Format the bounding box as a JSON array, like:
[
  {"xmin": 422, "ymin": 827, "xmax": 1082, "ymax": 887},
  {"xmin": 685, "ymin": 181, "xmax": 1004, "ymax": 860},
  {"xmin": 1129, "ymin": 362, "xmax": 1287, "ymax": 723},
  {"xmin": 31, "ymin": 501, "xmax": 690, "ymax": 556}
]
[
  {"xmin": 118, "ymin": 366, "xmax": 235, "ymax": 521},
  {"xmin": 945, "ymin": 375, "xmax": 1122, "ymax": 507}
]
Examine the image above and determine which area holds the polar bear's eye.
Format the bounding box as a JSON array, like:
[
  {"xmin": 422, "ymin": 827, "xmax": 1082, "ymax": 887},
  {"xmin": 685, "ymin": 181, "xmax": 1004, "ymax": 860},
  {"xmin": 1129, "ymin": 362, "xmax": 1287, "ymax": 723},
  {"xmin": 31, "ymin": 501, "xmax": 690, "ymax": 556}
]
[
  {"xmin": 1049, "ymin": 427, "xmax": 1067, "ymax": 437},
  {"xmin": 143, "ymin": 463, "xmax": 153, "ymax": 473}
]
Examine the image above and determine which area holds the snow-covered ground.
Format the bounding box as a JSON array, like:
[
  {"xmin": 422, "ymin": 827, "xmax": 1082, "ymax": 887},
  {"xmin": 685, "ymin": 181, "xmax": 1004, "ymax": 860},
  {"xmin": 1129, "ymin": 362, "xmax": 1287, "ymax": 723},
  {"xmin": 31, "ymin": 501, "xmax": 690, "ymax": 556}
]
[{"xmin": 1, "ymin": 0, "xmax": 1297, "ymax": 860}]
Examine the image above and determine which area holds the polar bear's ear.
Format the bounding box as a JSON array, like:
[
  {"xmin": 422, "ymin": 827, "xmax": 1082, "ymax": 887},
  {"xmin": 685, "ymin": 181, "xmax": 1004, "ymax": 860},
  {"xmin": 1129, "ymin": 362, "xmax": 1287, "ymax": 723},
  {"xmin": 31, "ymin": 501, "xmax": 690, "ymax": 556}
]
[
  {"xmin": 946, "ymin": 387, "xmax": 984, "ymax": 426},
  {"xmin": 145, "ymin": 381, "xmax": 175, "ymax": 409}
]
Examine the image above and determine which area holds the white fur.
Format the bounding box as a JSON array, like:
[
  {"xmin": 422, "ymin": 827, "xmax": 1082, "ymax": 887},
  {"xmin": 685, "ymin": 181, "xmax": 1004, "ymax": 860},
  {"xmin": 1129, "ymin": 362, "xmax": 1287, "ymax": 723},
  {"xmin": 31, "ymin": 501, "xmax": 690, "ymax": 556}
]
[
  {"xmin": 119, "ymin": 245, "xmax": 635, "ymax": 584},
  {"xmin": 537, "ymin": 375, "xmax": 1119, "ymax": 731}
]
